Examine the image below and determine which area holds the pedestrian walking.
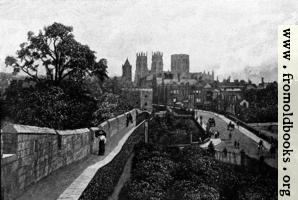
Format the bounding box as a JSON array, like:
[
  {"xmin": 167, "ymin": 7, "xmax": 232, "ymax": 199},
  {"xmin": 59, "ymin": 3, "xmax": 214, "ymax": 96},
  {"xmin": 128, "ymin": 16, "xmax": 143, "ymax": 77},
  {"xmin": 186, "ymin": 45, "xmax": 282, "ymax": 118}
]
[
  {"xmin": 126, "ymin": 113, "xmax": 133, "ymax": 127},
  {"xmin": 95, "ymin": 129, "xmax": 107, "ymax": 155}
]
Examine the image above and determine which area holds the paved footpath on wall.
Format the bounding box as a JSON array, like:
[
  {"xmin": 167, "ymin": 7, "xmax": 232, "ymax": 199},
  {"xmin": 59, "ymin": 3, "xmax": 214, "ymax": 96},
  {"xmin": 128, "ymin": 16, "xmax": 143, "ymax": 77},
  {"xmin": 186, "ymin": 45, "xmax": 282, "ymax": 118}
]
[
  {"xmin": 16, "ymin": 125, "xmax": 137, "ymax": 200},
  {"xmin": 196, "ymin": 110, "xmax": 277, "ymax": 169}
]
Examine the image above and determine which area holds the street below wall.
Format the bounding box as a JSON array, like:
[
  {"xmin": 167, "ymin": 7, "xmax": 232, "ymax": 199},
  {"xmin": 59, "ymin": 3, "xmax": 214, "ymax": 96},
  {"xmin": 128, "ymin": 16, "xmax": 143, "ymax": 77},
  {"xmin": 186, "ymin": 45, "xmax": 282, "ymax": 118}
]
[{"xmin": 196, "ymin": 110, "xmax": 277, "ymax": 169}]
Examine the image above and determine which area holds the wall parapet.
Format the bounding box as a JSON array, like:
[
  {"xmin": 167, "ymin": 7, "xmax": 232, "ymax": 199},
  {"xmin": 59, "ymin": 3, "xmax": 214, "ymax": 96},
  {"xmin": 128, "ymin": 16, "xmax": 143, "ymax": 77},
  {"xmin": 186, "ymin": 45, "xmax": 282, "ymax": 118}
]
[{"xmin": 1, "ymin": 109, "xmax": 138, "ymax": 200}]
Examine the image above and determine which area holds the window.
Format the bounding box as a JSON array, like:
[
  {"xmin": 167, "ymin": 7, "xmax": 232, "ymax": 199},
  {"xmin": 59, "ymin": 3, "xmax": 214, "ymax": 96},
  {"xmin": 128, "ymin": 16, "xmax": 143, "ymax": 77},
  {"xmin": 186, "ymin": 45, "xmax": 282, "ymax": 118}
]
[{"xmin": 144, "ymin": 102, "xmax": 147, "ymax": 106}]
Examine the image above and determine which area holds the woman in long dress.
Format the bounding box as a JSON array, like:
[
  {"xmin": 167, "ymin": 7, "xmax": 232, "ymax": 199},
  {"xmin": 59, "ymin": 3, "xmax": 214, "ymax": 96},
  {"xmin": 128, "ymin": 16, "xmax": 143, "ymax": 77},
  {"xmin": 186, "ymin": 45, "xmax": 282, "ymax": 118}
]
[{"xmin": 96, "ymin": 130, "xmax": 107, "ymax": 155}]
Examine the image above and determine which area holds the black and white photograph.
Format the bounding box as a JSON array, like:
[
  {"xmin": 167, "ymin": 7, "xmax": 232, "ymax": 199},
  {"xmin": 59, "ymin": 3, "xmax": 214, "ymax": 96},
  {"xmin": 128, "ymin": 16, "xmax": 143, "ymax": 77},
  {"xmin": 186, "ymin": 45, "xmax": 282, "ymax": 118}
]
[{"xmin": 1, "ymin": 0, "xmax": 298, "ymax": 200}]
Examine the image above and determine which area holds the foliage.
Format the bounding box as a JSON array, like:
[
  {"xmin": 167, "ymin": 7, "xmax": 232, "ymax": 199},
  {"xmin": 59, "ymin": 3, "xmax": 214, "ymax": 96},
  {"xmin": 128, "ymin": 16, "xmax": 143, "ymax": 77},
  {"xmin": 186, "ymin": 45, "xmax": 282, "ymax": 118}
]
[
  {"xmin": 2, "ymin": 79, "xmax": 97, "ymax": 129},
  {"xmin": 122, "ymin": 143, "xmax": 277, "ymax": 200},
  {"xmin": 1, "ymin": 22, "xmax": 112, "ymax": 129},
  {"xmin": 5, "ymin": 22, "xmax": 108, "ymax": 85},
  {"xmin": 170, "ymin": 181, "xmax": 220, "ymax": 200},
  {"xmin": 148, "ymin": 114, "xmax": 205, "ymax": 145},
  {"xmin": 92, "ymin": 92, "xmax": 134, "ymax": 125},
  {"xmin": 239, "ymin": 83, "xmax": 277, "ymax": 123}
]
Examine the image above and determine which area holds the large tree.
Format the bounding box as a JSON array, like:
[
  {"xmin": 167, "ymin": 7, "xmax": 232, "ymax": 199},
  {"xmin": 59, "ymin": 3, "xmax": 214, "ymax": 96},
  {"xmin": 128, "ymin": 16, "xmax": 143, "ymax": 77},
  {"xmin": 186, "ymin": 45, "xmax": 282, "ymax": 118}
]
[{"xmin": 5, "ymin": 22, "xmax": 108, "ymax": 85}]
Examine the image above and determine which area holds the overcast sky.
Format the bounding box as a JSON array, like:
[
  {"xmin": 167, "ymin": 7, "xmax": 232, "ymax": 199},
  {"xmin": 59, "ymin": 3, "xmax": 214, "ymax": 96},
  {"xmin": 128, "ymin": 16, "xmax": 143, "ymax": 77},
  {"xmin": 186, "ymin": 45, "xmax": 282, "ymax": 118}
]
[{"xmin": 0, "ymin": 0, "xmax": 297, "ymax": 82}]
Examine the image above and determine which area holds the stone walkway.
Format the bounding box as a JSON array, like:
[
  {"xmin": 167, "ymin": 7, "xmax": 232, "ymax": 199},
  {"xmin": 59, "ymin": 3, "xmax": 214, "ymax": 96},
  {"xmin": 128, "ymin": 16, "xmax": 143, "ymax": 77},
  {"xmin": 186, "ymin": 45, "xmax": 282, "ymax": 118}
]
[{"xmin": 16, "ymin": 125, "xmax": 137, "ymax": 200}]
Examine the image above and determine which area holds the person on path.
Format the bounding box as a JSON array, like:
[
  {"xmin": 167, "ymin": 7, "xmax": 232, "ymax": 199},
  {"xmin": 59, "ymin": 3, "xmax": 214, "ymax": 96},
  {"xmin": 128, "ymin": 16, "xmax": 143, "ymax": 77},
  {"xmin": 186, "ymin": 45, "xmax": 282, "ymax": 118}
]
[
  {"xmin": 126, "ymin": 113, "xmax": 133, "ymax": 127},
  {"xmin": 96, "ymin": 130, "xmax": 107, "ymax": 155}
]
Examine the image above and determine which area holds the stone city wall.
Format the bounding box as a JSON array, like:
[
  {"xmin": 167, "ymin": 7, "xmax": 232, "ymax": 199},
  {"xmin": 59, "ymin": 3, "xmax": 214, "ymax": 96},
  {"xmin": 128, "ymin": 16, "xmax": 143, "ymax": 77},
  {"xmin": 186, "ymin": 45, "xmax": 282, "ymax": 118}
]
[{"xmin": 1, "ymin": 109, "xmax": 137, "ymax": 200}]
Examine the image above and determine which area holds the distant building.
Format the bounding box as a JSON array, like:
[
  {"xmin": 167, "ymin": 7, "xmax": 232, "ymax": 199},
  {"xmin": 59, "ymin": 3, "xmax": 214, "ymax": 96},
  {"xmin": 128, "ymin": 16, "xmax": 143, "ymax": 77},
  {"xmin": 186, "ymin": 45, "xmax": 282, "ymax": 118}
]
[
  {"xmin": 134, "ymin": 52, "xmax": 149, "ymax": 86},
  {"xmin": 171, "ymin": 54, "xmax": 190, "ymax": 80},
  {"xmin": 122, "ymin": 58, "xmax": 132, "ymax": 82},
  {"xmin": 190, "ymin": 71, "xmax": 214, "ymax": 83},
  {"xmin": 151, "ymin": 51, "xmax": 163, "ymax": 77},
  {"xmin": 121, "ymin": 88, "xmax": 153, "ymax": 112}
]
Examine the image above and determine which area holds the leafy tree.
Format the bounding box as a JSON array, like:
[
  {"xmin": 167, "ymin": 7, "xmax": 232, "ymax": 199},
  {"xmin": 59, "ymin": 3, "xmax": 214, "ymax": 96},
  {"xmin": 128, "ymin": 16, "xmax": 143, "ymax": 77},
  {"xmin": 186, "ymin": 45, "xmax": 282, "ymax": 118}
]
[
  {"xmin": 5, "ymin": 22, "xmax": 108, "ymax": 85},
  {"xmin": 2, "ymin": 23, "xmax": 110, "ymax": 129},
  {"xmin": 3, "ymin": 79, "xmax": 96, "ymax": 129},
  {"xmin": 92, "ymin": 92, "xmax": 134, "ymax": 125}
]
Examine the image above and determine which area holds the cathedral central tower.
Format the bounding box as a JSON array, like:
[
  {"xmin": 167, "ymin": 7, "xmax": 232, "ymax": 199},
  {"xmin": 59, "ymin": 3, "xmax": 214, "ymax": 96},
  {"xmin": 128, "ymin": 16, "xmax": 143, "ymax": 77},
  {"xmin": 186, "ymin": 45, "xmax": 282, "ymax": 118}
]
[{"xmin": 151, "ymin": 51, "xmax": 163, "ymax": 77}]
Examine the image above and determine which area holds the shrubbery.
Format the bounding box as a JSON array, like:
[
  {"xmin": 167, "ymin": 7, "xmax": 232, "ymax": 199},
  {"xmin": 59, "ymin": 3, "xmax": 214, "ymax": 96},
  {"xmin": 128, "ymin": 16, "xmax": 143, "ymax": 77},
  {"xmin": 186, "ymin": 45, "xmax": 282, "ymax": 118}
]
[
  {"xmin": 239, "ymin": 83, "xmax": 277, "ymax": 123},
  {"xmin": 148, "ymin": 114, "xmax": 205, "ymax": 145},
  {"xmin": 3, "ymin": 79, "xmax": 97, "ymax": 129},
  {"xmin": 122, "ymin": 143, "xmax": 277, "ymax": 200},
  {"xmin": 92, "ymin": 92, "xmax": 134, "ymax": 125}
]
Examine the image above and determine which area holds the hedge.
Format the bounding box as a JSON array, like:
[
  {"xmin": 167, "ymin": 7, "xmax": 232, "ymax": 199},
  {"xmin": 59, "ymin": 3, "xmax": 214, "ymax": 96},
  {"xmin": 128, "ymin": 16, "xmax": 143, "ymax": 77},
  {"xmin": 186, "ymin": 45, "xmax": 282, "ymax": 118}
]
[{"xmin": 79, "ymin": 122, "xmax": 145, "ymax": 200}]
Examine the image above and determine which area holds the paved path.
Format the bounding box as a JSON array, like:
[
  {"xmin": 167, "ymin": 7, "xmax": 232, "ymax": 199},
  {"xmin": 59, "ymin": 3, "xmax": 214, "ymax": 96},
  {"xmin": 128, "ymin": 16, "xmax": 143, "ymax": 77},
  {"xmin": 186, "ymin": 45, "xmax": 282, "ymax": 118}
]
[
  {"xmin": 16, "ymin": 125, "xmax": 136, "ymax": 200},
  {"xmin": 196, "ymin": 110, "xmax": 277, "ymax": 169}
]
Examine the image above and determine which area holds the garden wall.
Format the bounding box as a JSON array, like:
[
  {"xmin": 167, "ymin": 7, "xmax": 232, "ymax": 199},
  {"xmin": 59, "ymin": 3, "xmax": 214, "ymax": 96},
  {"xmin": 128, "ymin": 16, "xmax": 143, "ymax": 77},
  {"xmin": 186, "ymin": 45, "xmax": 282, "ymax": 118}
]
[{"xmin": 1, "ymin": 109, "xmax": 138, "ymax": 200}]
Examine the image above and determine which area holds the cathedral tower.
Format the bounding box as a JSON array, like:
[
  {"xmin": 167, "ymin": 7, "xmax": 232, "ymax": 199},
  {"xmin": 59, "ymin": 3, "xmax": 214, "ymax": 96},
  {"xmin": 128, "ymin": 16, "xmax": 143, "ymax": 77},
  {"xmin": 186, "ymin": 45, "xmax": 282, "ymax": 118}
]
[
  {"xmin": 171, "ymin": 54, "xmax": 190, "ymax": 79},
  {"xmin": 151, "ymin": 51, "xmax": 163, "ymax": 77},
  {"xmin": 135, "ymin": 52, "xmax": 148, "ymax": 86},
  {"xmin": 122, "ymin": 58, "xmax": 132, "ymax": 82}
]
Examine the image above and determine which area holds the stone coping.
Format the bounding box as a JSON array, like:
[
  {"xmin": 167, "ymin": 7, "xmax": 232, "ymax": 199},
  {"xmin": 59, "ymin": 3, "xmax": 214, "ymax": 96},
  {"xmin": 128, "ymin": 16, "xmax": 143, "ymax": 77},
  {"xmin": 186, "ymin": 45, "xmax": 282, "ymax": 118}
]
[
  {"xmin": 2, "ymin": 124, "xmax": 57, "ymax": 135},
  {"xmin": 57, "ymin": 128, "xmax": 90, "ymax": 136},
  {"xmin": 1, "ymin": 109, "xmax": 137, "ymax": 136}
]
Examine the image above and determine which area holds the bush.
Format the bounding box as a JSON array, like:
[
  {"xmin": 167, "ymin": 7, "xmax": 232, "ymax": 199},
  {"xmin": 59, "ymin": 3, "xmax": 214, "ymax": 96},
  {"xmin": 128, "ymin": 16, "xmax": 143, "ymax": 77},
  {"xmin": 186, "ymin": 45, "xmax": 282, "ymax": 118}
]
[
  {"xmin": 123, "ymin": 142, "xmax": 277, "ymax": 200},
  {"xmin": 92, "ymin": 92, "xmax": 134, "ymax": 125},
  {"xmin": 3, "ymin": 80, "xmax": 97, "ymax": 129},
  {"xmin": 127, "ymin": 180, "xmax": 166, "ymax": 200}
]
